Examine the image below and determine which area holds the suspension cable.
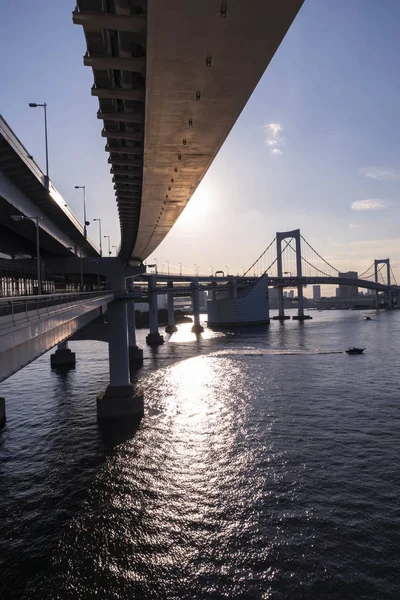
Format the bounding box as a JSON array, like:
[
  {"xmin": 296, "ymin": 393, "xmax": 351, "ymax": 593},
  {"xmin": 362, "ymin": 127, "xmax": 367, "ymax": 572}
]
[
  {"xmin": 285, "ymin": 241, "xmax": 335, "ymax": 278},
  {"xmin": 358, "ymin": 262, "xmax": 375, "ymax": 279},
  {"xmin": 244, "ymin": 237, "xmax": 276, "ymax": 276},
  {"xmin": 263, "ymin": 238, "xmax": 294, "ymax": 275},
  {"xmin": 300, "ymin": 235, "xmax": 340, "ymax": 274}
]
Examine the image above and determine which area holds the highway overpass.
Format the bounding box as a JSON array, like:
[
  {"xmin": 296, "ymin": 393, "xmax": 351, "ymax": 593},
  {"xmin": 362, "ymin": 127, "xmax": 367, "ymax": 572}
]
[{"xmin": 73, "ymin": 0, "xmax": 304, "ymax": 263}]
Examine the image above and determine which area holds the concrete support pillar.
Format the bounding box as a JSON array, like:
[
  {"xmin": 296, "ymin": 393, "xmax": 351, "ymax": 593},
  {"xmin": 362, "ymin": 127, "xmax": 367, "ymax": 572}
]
[
  {"xmin": 191, "ymin": 278, "xmax": 204, "ymax": 333},
  {"xmin": 278, "ymin": 288, "xmax": 285, "ymax": 318},
  {"xmin": 272, "ymin": 235, "xmax": 289, "ymax": 321},
  {"xmin": 165, "ymin": 282, "xmax": 177, "ymax": 333},
  {"xmin": 127, "ymin": 299, "xmax": 143, "ymax": 365},
  {"xmin": 146, "ymin": 275, "xmax": 164, "ymax": 345},
  {"xmin": 0, "ymin": 397, "xmax": 5, "ymax": 427},
  {"xmin": 292, "ymin": 231, "xmax": 311, "ymax": 321},
  {"xmin": 296, "ymin": 232, "xmax": 304, "ymax": 318},
  {"xmin": 97, "ymin": 298, "xmax": 143, "ymax": 420},
  {"xmin": 374, "ymin": 261, "xmax": 379, "ymax": 309},
  {"xmin": 232, "ymin": 278, "xmax": 238, "ymax": 299},
  {"xmin": 50, "ymin": 340, "xmax": 76, "ymax": 368}
]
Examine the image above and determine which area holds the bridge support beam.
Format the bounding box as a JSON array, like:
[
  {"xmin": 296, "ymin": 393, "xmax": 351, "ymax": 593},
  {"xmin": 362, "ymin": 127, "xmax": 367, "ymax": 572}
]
[
  {"xmin": 165, "ymin": 283, "xmax": 177, "ymax": 333},
  {"xmin": 127, "ymin": 298, "xmax": 143, "ymax": 365},
  {"xmin": 50, "ymin": 340, "xmax": 76, "ymax": 368},
  {"xmin": 97, "ymin": 297, "xmax": 143, "ymax": 420},
  {"xmin": 146, "ymin": 275, "xmax": 164, "ymax": 345},
  {"xmin": 191, "ymin": 278, "xmax": 204, "ymax": 333},
  {"xmin": 0, "ymin": 397, "xmax": 5, "ymax": 427}
]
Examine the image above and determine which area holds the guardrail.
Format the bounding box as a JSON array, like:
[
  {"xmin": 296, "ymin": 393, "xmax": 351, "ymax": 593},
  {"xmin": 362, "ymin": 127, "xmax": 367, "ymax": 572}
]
[{"xmin": 0, "ymin": 291, "xmax": 111, "ymax": 320}]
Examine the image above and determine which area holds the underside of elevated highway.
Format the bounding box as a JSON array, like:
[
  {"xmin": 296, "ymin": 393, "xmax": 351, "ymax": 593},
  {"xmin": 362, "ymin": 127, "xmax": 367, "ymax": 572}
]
[{"xmin": 74, "ymin": 0, "xmax": 304, "ymax": 263}]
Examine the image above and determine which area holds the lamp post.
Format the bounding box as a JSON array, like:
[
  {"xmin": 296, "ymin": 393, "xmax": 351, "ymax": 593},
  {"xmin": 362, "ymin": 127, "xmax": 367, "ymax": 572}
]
[
  {"xmin": 93, "ymin": 218, "xmax": 102, "ymax": 256},
  {"xmin": 161, "ymin": 263, "xmax": 165, "ymax": 274},
  {"xmin": 166, "ymin": 260, "xmax": 170, "ymax": 275},
  {"xmin": 225, "ymin": 265, "xmax": 229, "ymax": 276},
  {"xmin": 75, "ymin": 185, "xmax": 89, "ymax": 239},
  {"xmin": 210, "ymin": 265, "xmax": 214, "ymax": 276},
  {"xmin": 153, "ymin": 257, "xmax": 158, "ymax": 274},
  {"xmin": 112, "ymin": 245, "xmax": 117, "ymax": 256},
  {"xmin": 28, "ymin": 102, "xmax": 49, "ymax": 179},
  {"xmin": 179, "ymin": 262, "xmax": 182, "ymax": 276},
  {"xmin": 194, "ymin": 264, "xmax": 198, "ymax": 276},
  {"xmin": 11, "ymin": 215, "xmax": 42, "ymax": 294},
  {"xmin": 104, "ymin": 235, "xmax": 111, "ymax": 256}
]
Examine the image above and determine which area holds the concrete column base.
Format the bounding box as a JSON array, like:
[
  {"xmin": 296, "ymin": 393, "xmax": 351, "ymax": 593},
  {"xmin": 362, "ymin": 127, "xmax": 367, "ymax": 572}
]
[
  {"xmin": 97, "ymin": 385, "xmax": 144, "ymax": 420},
  {"xmin": 272, "ymin": 315, "xmax": 290, "ymax": 321},
  {"xmin": 50, "ymin": 348, "xmax": 76, "ymax": 368},
  {"xmin": 292, "ymin": 315, "xmax": 313, "ymax": 320},
  {"xmin": 129, "ymin": 345, "xmax": 144, "ymax": 365},
  {"xmin": 191, "ymin": 324, "xmax": 205, "ymax": 333},
  {"xmin": 0, "ymin": 397, "xmax": 5, "ymax": 427},
  {"xmin": 165, "ymin": 324, "xmax": 178, "ymax": 333},
  {"xmin": 146, "ymin": 332, "xmax": 164, "ymax": 346}
]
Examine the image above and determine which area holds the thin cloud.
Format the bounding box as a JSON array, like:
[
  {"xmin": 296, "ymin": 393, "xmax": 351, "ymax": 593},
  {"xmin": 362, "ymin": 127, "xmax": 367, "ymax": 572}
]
[
  {"xmin": 359, "ymin": 167, "xmax": 400, "ymax": 180},
  {"xmin": 264, "ymin": 122, "xmax": 284, "ymax": 155},
  {"xmin": 351, "ymin": 199, "xmax": 391, "ymax": 211},
  {"xmin": 348, "ymin": 223, "xmax": 360, "ymax": 229}
]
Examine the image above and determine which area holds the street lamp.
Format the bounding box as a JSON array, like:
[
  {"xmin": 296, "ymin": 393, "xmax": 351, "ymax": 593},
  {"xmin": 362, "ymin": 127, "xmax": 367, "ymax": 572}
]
[
  {"xmin": 153, "ymin": 257, "xmax": 158, "ymax": 274},
  {"xmin": 161, "ymin": 263, "xmax": 165, "ymax": 274},
  {"xmin": 166, "ymin": 260, "xmax": 170, "ymax": 275},
  {"xmin": 11, "ymin": 215, "xmax": 42, "ymax": 294},
  {"xmin": 179, "ymin": 262, "xmax": 182, "ymax": 276},
  {"xmin": 103, "ymin": 235, "xmax": 111, "ymax": 256},
  {"xmin": 210, "ymin": 265, "xmax": 214, "ymax": 276},
  {"xmin": 75, "ymin": 185, "xmax": 89, "ymax": 239},
  {"xmin": 194, "ymin": 264, "xmax": 198, "ymax": 276},
  {"xmin": 29, "ymin": 102, "xmax": 49, "ymax": 179},
  {"xmin": 93, "ymin": 218, "xmax": 102, "ymax": 256},
  {"xmin": 284, "ymin": 271, "xmax": 292, "ymax": 277},
  {"xmin": 225, "ymin": 265, "xmax": 229, "ymax": 276}
]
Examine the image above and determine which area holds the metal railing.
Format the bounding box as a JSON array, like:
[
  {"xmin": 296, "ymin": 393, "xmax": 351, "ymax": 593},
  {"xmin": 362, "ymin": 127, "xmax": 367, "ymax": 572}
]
[{"xmin": 0, "ymin": 291, "xmax": 110, "ymax": 321}]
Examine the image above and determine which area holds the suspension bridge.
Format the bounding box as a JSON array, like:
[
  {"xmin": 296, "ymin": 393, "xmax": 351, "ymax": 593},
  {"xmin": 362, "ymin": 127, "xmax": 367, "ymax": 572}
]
[{"xmin": 239, "ymin": 228, "xmax": 398, "ymax": 318}]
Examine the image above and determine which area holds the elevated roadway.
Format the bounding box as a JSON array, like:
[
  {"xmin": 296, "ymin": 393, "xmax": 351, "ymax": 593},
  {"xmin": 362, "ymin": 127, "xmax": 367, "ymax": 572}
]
[
  {"xmin": 73, "ymin": 0, "xmax": 304, "ymax": 263},
  {"xmin": 0, "ymin": 115, "xmax": 99, "ymax": 259}
]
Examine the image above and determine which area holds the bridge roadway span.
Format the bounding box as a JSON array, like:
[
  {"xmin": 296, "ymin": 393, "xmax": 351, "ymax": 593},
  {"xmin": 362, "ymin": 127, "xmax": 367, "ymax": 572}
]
[
  {"xmin": 135, "ymin": 274, "xmax": 398, "ymax": 295},
  {"xmin": 73, "ymin": 0, "xmax": 304, "ymax": 263},
  {"xmin": 0, "ymin": 292, "xmax": 114, "ymax": 384},
  {"xmin": 0, "ymin": 116, "xmax": 99, "ymax": 260}
]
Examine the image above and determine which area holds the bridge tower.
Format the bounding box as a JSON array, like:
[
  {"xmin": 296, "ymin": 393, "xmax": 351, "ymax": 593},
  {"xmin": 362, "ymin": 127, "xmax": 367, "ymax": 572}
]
[
  {"xmin": 275, "ymin": 229, "xmax": 309, "ymax": 321},
  {"xmin": 374, "ymin": 259, "xmax": 392, "ymax": 308}
]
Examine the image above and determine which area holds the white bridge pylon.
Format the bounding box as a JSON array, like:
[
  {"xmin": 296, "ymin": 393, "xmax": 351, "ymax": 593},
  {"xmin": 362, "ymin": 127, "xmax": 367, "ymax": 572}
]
[{"xmin": 276, "ymin": 228, "xmax": 308, "ymax": 320}]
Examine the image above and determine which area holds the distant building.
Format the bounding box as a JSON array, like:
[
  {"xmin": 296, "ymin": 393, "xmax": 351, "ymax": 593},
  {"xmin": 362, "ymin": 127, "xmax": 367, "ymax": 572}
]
[
  {"xmin": 338, "ymin": 271, "xmax": 358, "ymax": 299},
  {"xmin": 283, "ymin": 291, "xmax": 288, "ymax": 297},
  {"xmin": 288, "ymin": 289, "xmax": 294, "ymax": 298},
  {"xmin": 313, "ymin": 285, "xmax": 321, "ymax": 300}
]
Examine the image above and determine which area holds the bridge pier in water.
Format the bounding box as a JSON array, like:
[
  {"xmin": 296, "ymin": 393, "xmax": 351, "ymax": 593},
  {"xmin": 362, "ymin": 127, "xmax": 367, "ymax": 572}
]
[
  {"xmin": 146, "ymin": 275, "xmax": 164, "ymax": 345},
  {"xmin": 97, "ymin": 294, "xmax": 143, "ymax": 420},
  {"xmin": 191, "ymin": 278, "xmax": 204, "ymax": 333},
  {"xmin": 165, "ymin": 282, "xmax": 177, "ymax": 333},
  {"xmin": 50, "ymin": 340, "xmax": 76, "ymax": 368},
  {"xmin": 127, "ymin": 298, "xmax": 143, "ymax": 365}
]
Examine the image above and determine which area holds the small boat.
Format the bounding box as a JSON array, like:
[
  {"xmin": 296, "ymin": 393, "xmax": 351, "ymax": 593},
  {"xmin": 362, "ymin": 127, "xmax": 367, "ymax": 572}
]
[
  {"xmin": 364, "ymin": 316, "xmax": 372, "ymax": 321},
  {"xmin": 345, "ymin": 347, "xmax": 365, "ymax": 355}
]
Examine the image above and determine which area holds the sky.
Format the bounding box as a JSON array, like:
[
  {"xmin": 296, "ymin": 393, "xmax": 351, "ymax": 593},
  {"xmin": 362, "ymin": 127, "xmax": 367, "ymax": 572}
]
[{"xmin": 1, "ymin": 0, "xmax": 400, "ymax": 287}]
